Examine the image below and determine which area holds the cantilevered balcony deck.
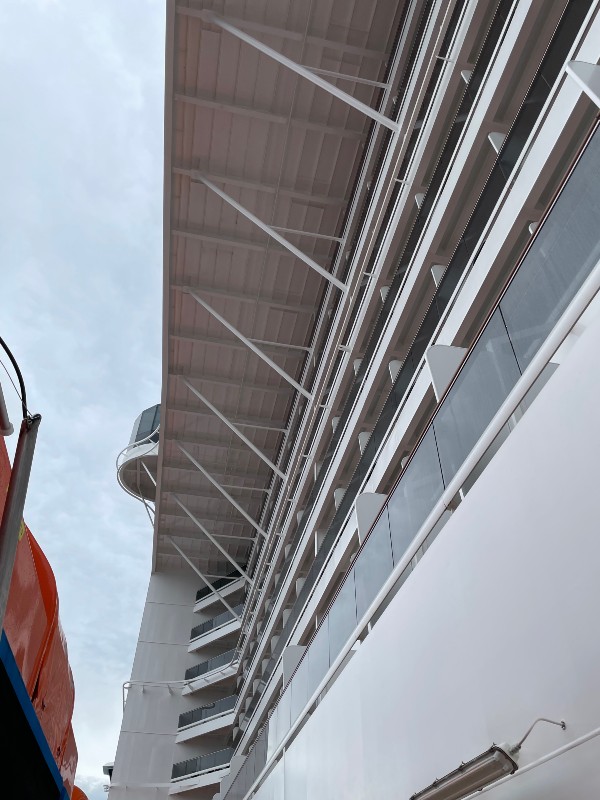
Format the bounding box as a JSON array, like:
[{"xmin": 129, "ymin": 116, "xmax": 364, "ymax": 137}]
[
  {"xmin": 176, "ymin": 694, "xmax": 237, "ymax": 743},
  {"xmin": 194, "ymin": 575, "xmax": 245, "ymax": 613},
  {"xmin": 116, "ymin": 404, "xmax": 160, "ymax": 502},
  {"xmin": 170, "ymin": 746, "xmax": 233, "ymax": 793},
  {"xmin": 183, "ymin": 648, "xmax": 238, "ymax": 696},
  {"xmin": 188, "ymin": 604, "xmax": 243, "ymax": 652}
]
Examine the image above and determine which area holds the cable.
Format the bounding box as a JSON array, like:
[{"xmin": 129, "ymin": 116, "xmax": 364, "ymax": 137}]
[
  {"xmin": 0, "ymin": 335, "xmax": 28, "ymax": 418},
  {"xmin": 0, "ymin": 357, "xmax": 26, "ymax": 412}
]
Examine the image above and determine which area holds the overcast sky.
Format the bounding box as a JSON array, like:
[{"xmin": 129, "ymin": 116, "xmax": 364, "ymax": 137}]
[{"xmin": 0, "ymin": 1, "xmax": 165, "ymax": 797}]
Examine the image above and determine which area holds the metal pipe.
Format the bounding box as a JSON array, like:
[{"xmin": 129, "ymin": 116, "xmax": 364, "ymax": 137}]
[
  {"xmin": 0, "ymin": 414, "xmax": 41, "ymax": 629},
  {"xmin": 0, "ymin": 383, "xmax": 13, "ymax": 436}
]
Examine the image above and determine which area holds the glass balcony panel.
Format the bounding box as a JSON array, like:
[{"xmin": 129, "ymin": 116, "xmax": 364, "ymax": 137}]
[
  {"xmin": 276, "ymin": 681, "xmax": 291, "ymax": 747},
  {"xmin": 184, "ymin": 647, "xmax": 235, "ymax": 680},
  {"xmin": 328, "ymin": 569, "xmax": 358, "ymax": 665},
  {"xmin": 266, "ymin": 706, "xmax": 278, "ymax": 760},
  {"xmin": 388, "ymin": 427, "xmax": 444, "ymax": 567},
  {"xmin": 253, "ymin": 727, "xmax": 268, "ymax": 782},
  {"xmin": 289, "ymin": 651, "xmax": 309, "ymax": 726},
  {"xmin": 307, "ymin": 614, "xmax": 329, "ymax": 700},
  {"xmin": 433, "ymin": 309, "xmax": 521, "ymax": 485},
  {"xmin": 190, "ymin": 603, "xmax": 243, "ymax": 640},
  {"xmin": 500, "ymin": 131, "xmax": 600, "ymax": 371},
  {"xmin": 178, "ymin": 693, "xmax": 237, "ymax": 728},
  {"xmin": 355, "ymin": 508, "xmax": 394, "ymax": 620}
]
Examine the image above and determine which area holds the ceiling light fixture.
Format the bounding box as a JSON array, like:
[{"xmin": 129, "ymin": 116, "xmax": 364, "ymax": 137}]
[
  {"xmin": 410, "ymin": 717, "xmax": 566, "ymax": 800},
  {"xmin": 410, "ymin": 745, "xmax": 517, "ymax": 800}
]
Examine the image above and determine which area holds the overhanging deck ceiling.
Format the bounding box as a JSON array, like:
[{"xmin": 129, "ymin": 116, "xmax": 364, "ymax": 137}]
[{"xmin": 155, "ymin": 0, "xmax": 403, "ymax": 577}]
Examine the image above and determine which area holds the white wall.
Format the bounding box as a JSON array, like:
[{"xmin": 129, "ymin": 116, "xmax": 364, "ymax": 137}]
[
  {"xmin": 251, "ymin": 297, "xmax": 600, "ymax": 799},
  {"xmin": 109, "ymin": 570, "xmax": 199, "ymax": 799}
]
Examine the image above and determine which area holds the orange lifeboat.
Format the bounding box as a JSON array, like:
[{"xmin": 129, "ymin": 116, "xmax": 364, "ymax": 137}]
[{"xmin": 0, "ymin": 437, "xmax": 81, "ymax": 798}]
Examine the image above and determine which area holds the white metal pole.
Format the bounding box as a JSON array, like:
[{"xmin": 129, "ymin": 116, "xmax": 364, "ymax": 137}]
[
  {"xmin": 201, "ymin": 11, "xmax": 399, "ymax": 132},
  {"xmin": 176, "ymin": 444, "xmax": 269, "ymax": 539},
  {"xmin": 271, "ymin": 225, "xmax": 342, "ymax": 242},
  {"xmin": 306, "ymin": 67, "xmax": 388, "ymax": 89},
  {"xmin": 0, "ymin": 415, "xmax": 41, "ymax": 629},
  {"xmin": 170, "ymin": 493, "xmax": 254, "ymax": 581},
  {"xmin": 181, "ymin": 377, "xmax": 285, "ymax": 478},
  {"xmin": 141, "ymin": 460, "xmax": 157, "ymax": 486},
  {"xmin": 166, "ymin": 535, "xmax": 242, "ymax": 618},
  {"xmin": 188, "ymin": 292, "xmax": 312, "ymax": 400},
  {"xmin": 0, "ymin": 383, "xmax": 13, "ymax": 436},
  {"xmin": 197, "ymin": 176, "xmax": 346, "ymax": 291}
]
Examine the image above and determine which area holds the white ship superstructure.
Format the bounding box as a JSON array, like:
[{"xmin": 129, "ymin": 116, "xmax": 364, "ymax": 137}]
[{"xmin": 108, "ymin": 1, "xmax": 600, "ymax": 798}]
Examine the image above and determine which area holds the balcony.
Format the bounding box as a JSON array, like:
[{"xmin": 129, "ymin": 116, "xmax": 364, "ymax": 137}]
[
  {"xmin": 171, "ymin": 746, "xmax": 233, "ymax": 781},
  {"xmin": 238, "ymin": 0, "xmax": 597, "ymax": 725},
  {"xmin": 222, "ymin": 113, "xmax": 600, "ymax": 800},
  {"xmin": 189, "ymin": 604, "xmax": 243, "ymax": 648},
  {"xmin": 196, "ymin": 573, "xmax": 239, "ymax": 602},
  {"xmin": 116, "ymin": 404, "xmax": 160, "ymax": 501},
  {"xmin": 176, "ymin": 694, "xmax": 238, "ymax": 744},
  {"xmin": 184, "ymin": 648, "xmax": 237, "ymax": 693},
  {"xmin": 178, "ymin": 693, "xmax": 237, "ymax": 730},
  {"xmin": 195, "ymin": 574, "xmax": 245, "ymax": 612}
]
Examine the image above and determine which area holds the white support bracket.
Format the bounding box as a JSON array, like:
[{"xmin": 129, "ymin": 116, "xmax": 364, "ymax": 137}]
[
  {"xmin": 182, "ymin": 378, "xmax": 285, "ymax": 478},
  {"xmin": 565, "ymin": 61, "xmax": 600, "ymax": 108},
  {"xmin": 306, "ymin": 66, "xmax": 388, "ymax": 89},
  {"xmin": 166, "ymin": 536, "xmax": 242, "ymax": 619},
  {"xmin": 189, "ymin": 291, "xmax": 313, "ymax": 400},
  {"xmin": 355, "ymin": 493, "xmax": 387, "ymax": 544},
  {"xmin": 171, "ymin": 493, "xmax": 254, "ymax": 581},
  {"xmin": 431, "ymin": 264, "xmax": 446, "ymax": 286},
  {"xmin": 201, "ymin": 11, "xmax": 400, "ymax": 133},
  {"xmin": 197, "ymin": 176, "xmax": 346, "ymax": 292},
  {"xmin": 282, "ymin": 645, "xmax": 307, "ymax": 684},
  {"xmin": 176, "ymin": 444, "xmax": 269, "ymax": 540},
  {"xmin": 333, "ymin": 487, "xmax": 346, "ymax": 509},
  {"xmin": 389, "ymin": 360, "xmax": 403, "ymax": 382},
  {"xmin": 358, "ymin": 431, "xmax": 371, "ymax": 454},
  {"xmin": 488, "ymin": 131, "xmax": 506, "ymax": 153},
  {"xmin": 425, "ymin": 344, "xmax": 467, "ymax": 401}
]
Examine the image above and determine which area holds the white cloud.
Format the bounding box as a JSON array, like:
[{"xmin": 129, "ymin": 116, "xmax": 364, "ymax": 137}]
[{"xmin": 0, "ymin": 0, "xmax": 165, "ymax": 791}]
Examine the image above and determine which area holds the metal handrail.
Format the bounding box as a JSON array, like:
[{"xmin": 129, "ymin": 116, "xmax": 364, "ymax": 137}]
[
  {"xmin": 190, "ymin": 604, "xmax": 244, "ymax": 641},
  {"xmin": 185, "ymin": 648, "xmax": 237, "ymax": 681},
  {"xmin": 178, "ymin": 693, "xmax": 237, "ymax": 729},
  {"xmin": 171, "ymin": 746, "xmax": 234, "ymax": 781}
]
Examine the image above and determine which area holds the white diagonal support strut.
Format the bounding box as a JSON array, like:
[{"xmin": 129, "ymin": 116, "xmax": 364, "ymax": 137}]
[
  {"xmin": 176, "ymin": 444, "xmax": 269, "ymax": 540},
  {"xmin": 166, "ymin": 536, "xmax": 242, "ymax": 619},
  {"xmin": 201, "ymin": 11, "xmax": 400, "ymax": 132},
  {"xmin": 189, "ymin": 291, "xmax": 313, "ymax": 401},
  {"xmin": 171, "ymin": 494, "xmax": 254, "ymax": 581},
  {"xmin": 197, "ymin": 175, "xmax": 346, "ymax": 292},
  {"xmin": 181, "ymin": 378, "xmax": 286, "ymax": 478},
  {"xmin": 271, "ymin": 225, "xmax": 342, "ymax": 242},
  {"xmin": 141, "ymin": 461, "xmax": 156, "ymax": 486},
  {"xmin": 306, "ymin": 67, "xmax": 388, "ymax": 89}
]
